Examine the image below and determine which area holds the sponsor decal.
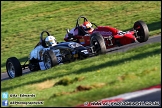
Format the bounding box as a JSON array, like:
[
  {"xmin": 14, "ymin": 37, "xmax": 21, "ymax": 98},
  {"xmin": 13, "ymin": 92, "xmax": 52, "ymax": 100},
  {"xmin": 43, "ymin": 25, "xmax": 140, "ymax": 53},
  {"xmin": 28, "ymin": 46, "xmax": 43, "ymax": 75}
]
[{"xmin": 93, "ymin": 31, "xmax": 112, "ymax": 35}]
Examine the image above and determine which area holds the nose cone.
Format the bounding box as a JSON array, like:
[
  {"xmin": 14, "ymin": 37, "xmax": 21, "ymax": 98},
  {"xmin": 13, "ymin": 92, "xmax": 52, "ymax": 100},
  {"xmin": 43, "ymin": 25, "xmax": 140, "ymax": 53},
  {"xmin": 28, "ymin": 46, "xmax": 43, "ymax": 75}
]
[{"xmin": 79, "ymin": 49, "xmax": 90, "ymax": 59}]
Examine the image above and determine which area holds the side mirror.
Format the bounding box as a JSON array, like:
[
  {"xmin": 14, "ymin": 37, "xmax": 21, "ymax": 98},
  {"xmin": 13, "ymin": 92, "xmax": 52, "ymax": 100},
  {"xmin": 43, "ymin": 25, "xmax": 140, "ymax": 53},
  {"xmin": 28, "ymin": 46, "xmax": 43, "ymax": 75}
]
[{"xmin": 66, "ymin": 29, "xmax": 70, "ymax": 33}]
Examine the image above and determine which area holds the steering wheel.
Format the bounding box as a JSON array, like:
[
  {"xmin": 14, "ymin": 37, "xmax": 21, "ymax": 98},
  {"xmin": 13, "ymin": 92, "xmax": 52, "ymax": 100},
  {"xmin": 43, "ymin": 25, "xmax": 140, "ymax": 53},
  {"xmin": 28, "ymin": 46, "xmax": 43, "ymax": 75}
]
[{"xmin": 75, "ymin": 16, "xmax": 98, "ymax": 34}]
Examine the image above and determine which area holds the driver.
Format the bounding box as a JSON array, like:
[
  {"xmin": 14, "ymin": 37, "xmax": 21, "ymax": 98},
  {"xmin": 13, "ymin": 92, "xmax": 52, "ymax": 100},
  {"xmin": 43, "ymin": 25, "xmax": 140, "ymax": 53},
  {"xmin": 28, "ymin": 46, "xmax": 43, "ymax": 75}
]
[
  {"xmin": 65, "ymin": 21, "xmax": 94, "ymax": 41},
  {"xmin": 44, "ymin": 36, "xmax": 57, "ymax": 47},
  {"xmin": 82, "ymin": 21, "xmax": 94, "ymax": 34},
  {"xmin": 29, "ymin": 35, "xmax": 57, "ymax": 61}
]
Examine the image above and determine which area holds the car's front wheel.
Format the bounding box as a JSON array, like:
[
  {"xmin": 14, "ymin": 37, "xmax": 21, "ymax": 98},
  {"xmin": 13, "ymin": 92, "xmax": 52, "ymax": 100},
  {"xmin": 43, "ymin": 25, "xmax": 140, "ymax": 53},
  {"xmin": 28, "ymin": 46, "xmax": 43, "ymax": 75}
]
[
  {"xmin": 6, "ymin": 57, "xmax": 22, "ymax": 78},
  {"xmin": 133, "ymin": 20, "xmax": 149, "ymax": 43}
]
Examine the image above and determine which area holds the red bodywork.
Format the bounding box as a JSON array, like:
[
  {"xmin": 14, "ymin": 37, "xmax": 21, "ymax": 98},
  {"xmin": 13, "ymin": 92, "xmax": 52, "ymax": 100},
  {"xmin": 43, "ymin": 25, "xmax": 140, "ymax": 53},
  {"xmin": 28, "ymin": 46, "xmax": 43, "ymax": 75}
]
[{"xmin": 64, "ymin": 26, "xmax": 136, "ymax": 49}]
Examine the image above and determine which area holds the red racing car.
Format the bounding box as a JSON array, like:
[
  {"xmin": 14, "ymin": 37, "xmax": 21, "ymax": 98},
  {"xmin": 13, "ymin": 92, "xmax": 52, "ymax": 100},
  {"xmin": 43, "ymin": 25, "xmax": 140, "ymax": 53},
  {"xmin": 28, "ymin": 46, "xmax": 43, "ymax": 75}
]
[{"xmin": 64, "ymin": 16, "xmax": 149, "ymax": 54}]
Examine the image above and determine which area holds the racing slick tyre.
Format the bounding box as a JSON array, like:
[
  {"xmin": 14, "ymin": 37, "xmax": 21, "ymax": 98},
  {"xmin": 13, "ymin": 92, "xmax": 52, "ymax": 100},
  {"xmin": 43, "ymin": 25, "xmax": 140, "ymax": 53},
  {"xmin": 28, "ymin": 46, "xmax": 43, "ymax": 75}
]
[
  {"xmin": 90, "ymin": 32, "xmax": 106, "ymax": 55},
  {"xmin": 6, "ymin": 57, "xmax": 22, "ymax": 78},
  {"xmin": 133, "ymin": 20, "xmax": 149, "ymax": 43},
  {"xmin": 43, "ymin": 50, "xmax": 58, "ymax": 69}
]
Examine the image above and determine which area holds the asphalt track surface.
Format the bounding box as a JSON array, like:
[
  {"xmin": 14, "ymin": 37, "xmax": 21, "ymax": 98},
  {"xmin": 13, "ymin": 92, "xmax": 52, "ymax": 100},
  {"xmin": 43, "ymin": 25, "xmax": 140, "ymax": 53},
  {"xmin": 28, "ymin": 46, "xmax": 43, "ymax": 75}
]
[
  {"xmin": 76, "ymin": 85, "xmax": 161, "ymax": 107},
  {"xmin": 1, "ymin": 35, "xmax": 161, "ymax": 81}
]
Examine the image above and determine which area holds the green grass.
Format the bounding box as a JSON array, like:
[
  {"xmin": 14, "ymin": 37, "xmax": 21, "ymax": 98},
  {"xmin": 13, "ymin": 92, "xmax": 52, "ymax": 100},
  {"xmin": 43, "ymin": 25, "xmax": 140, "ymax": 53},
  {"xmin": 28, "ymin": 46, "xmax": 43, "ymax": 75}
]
[
  {"xmin": 1, "ymin": 1, "xmax": 161, "ymax": 72},
  {"xmin": 1, "ymin": 42, "xmax": 161, "ymax": 107}
]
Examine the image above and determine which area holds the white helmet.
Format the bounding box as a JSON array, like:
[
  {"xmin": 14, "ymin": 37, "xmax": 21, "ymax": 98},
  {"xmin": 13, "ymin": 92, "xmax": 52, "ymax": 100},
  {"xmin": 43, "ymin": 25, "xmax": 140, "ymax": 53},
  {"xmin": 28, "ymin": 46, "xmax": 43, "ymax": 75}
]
[{"xmin": 45, "ymin": 36, "xmax": 57, "ymax": 47}]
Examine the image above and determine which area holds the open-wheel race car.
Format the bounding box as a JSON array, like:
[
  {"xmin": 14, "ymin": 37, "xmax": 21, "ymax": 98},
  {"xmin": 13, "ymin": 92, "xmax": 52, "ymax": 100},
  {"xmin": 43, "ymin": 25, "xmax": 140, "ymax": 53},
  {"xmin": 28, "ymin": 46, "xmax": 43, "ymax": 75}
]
[
  {"xmin": 64, "ymin": 16, "xmax": 149, "ymax": 54},
  {"xmin": 6, "ymin": 31, "xmax": 92, "ymax": 79}
]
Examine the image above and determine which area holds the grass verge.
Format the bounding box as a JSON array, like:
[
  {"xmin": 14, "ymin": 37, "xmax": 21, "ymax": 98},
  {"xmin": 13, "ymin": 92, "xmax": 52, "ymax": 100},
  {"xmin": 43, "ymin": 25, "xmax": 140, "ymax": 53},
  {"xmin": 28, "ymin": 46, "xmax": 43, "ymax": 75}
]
[{"xmin": 1, "ymin": 42, "xmax": 161, "ymax": 107}]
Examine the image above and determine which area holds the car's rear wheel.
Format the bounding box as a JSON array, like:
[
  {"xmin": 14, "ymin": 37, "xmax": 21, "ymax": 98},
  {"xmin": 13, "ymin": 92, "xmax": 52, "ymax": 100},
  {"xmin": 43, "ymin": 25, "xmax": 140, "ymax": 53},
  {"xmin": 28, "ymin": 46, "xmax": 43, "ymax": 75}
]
[
  {"xmin": 133, "ymin": 20, "xmax": 149, "ymax": 43},
  {"xmin": 43, "ymin": 50, "xmax": 58, "ymax": 69},
  {"xmin": 6, "ymin": 57, "xmax": 22, "ymax": 78},
  {"xmin": 90, "ymin": 32, "xmax": 106, "ymax": 55}
]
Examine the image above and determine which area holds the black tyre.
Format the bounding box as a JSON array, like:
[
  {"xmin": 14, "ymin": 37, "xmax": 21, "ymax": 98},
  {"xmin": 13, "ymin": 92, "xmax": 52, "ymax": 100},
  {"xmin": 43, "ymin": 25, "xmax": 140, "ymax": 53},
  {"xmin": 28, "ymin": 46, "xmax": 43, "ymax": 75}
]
[
  {"xmin": 90, "ymin": 32, "xmax": 106, "ymax": 55},
  {"xmin": 133, "ymin": 20, "xmax": 149, "ymax": 43},
  {"xmin": 43, "ymin": 50, "xmax": 58, "ymax": 69},
  {"xmin": 6, "ymin": 57, "xmax": 22, "ymax": 78}
]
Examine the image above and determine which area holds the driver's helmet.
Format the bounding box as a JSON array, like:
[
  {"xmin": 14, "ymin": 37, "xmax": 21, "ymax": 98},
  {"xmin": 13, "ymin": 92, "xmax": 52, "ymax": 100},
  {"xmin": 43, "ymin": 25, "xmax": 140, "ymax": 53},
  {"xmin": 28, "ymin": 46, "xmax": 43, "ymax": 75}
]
[
  {"xmin": 82, "ymin": 21, "xmax": 94, "ymax": 33},
  {"xmin": 45, "ymin": 36, "xmax": 57, "ymax": 47}
]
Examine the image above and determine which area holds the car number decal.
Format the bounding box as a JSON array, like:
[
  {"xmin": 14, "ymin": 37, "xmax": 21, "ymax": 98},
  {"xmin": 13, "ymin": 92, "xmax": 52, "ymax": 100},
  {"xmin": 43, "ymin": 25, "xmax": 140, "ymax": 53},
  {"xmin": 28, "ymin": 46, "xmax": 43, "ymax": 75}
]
[{"xmin": 80, "ymin": 39, "xmax": 85, "ymax": 44}]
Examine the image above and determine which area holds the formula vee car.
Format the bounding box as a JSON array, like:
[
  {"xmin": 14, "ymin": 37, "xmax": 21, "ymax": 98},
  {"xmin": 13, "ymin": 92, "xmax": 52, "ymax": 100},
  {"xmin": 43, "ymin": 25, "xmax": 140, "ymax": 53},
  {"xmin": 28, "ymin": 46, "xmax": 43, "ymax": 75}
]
[
  {"xmin": 64, "ymin": 16, "xmax": 149, "ymax": 54},
  {"xmin": 6, "ymin": 31, "xmax": 92, "ymax": 79}
]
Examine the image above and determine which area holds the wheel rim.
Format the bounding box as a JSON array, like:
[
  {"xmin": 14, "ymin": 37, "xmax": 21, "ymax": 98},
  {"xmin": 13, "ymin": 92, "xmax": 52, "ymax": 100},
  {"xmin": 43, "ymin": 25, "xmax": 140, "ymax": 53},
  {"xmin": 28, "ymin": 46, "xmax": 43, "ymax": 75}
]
[
  {"xmin": 61, "ymin": 50, "xmax": 71, "ymax": 61},
  {"xmin": 91, "ymin": 38, "xmax": 101, "ymax": 53},
  {"xmin": 7, "ymin": 62, "xmax": 15, "ymax": 78},
  {"xmin": 44, "ymin": 54, "xmax": 51, "ymax": 69},
  {"xmin": 134, "ymin": 24, "xmax": 144, "ymax": 39}
]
